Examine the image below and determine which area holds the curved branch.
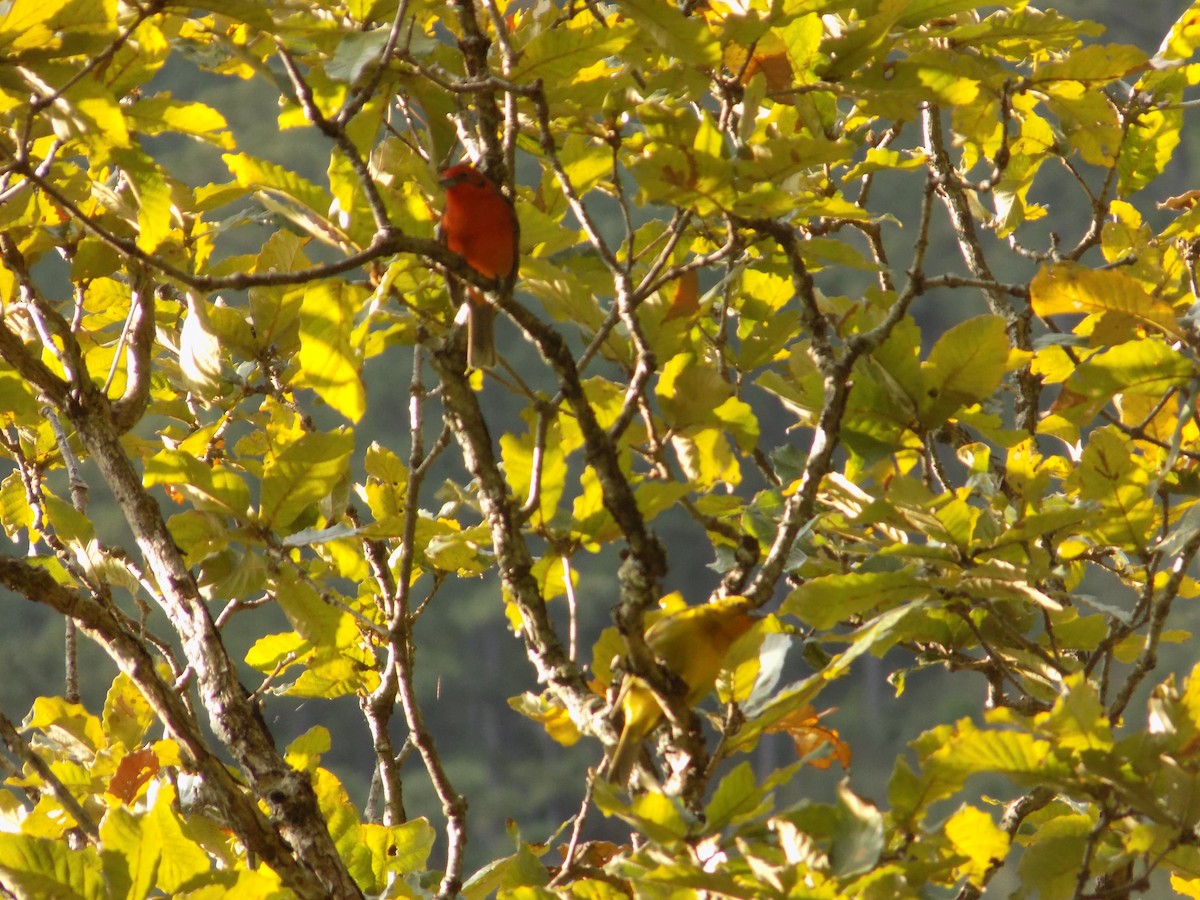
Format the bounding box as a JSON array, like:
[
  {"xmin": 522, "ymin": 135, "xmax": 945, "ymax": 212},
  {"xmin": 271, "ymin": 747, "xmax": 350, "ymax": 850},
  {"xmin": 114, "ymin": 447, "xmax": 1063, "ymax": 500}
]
[
  {"xmin": 428, "ymin": 339, "xmax": 600, "ymax": 727},
  {"xmin": 110, "ymin": 270, "xmax": 156, "ymax": 433},
  {"xmin": 0, "ymin": 154, "xmax": 456, "ymax": 293}
]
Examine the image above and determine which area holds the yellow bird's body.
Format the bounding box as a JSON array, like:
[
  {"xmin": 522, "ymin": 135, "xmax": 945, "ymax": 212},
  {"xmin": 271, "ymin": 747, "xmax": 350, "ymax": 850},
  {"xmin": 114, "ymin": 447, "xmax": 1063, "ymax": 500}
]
[{"xmin": 607, "ymin": 595, "xmax": 757, "ymax": 785}]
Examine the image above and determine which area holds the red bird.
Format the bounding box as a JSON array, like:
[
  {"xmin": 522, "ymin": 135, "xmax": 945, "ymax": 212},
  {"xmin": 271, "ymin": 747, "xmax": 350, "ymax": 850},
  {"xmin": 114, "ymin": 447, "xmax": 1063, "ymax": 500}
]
[{"xmin": 438, "ymin": 164, "xmax": 519, "ymax": 369}]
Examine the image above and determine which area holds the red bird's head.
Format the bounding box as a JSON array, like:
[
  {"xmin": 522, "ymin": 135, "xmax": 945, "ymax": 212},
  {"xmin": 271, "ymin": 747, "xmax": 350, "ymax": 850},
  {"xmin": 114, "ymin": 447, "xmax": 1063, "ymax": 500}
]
[{"xmin": 439, "ymin": 164, "xmax": 495, "ymax": 192}]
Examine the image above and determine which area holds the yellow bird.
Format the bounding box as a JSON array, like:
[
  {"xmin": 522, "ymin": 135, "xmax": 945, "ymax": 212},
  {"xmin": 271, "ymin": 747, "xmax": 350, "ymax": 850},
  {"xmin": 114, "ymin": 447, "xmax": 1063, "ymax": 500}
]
[{"xmin": 606, "ymin": 595, "xmax": 757, "ymax": 785}]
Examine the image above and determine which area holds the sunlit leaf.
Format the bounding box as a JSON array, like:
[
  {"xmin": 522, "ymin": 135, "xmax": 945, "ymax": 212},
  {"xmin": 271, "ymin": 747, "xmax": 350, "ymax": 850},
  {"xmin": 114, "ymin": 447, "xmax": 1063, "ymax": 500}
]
[
  {"xmin": 783, "ymin": 571, "xmax": 925, "ymax": 630},
  {"xmin": 260, "ymin": 430, "xmax": 354, "ymax": 530},
  {"xmin": 944, "ymin": 805, "xmax": 1010, "ymax": 885},
  {"xmin": 920, "ymin": 315, "xmax": 1025, "ymax": 428},
  {"xmin": 1031, "ymin": 263, "xmax": 1185, "ymax": 340},
  {"xmin": 296, "ymin": 281, "xmax": 367, "ymax": 422}
]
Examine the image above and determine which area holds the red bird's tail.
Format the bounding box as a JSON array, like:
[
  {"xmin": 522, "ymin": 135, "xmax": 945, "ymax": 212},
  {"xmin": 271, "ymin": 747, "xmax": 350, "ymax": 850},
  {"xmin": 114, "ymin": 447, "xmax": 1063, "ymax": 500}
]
[{"xmin": 466, "ymin": 290, "xmax": 496, "ymax": 369}]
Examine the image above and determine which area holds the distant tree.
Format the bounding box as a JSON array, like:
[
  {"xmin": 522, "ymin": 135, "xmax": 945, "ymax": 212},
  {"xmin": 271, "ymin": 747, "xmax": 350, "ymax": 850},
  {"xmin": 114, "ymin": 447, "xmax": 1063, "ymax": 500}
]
[{"xmin": 3, "ymin": 1, "xmax": 1200, "ymax": 897}]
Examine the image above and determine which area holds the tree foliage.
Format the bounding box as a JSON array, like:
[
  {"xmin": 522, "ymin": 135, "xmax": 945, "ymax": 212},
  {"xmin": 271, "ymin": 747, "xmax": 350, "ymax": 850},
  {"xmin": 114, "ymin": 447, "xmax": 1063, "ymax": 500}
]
[{"xmin": 3, "ymin": 0, "xmax": 1200, "ymax": 897}]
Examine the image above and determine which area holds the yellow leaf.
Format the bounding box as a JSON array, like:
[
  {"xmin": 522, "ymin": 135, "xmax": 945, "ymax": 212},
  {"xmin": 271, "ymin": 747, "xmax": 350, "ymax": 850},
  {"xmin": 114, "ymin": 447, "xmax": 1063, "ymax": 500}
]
[
  {"xmin": 1031, "ymin": 263, "xmax": 1185, "ymax": 341},
  {"xmin": 296, "ymin": 281, "xmax": 367, "ymax": 422},
  {"xmin": 507, "ymin": 693, "xmax": 582, "ymax": 747},
  {"xmin": 945, "ymin": 805, "xmax": 1010, "ymax": 884},
  {"xmin": 1033, "ymin": 43, "xmax": 1148, "ymax": 86}
]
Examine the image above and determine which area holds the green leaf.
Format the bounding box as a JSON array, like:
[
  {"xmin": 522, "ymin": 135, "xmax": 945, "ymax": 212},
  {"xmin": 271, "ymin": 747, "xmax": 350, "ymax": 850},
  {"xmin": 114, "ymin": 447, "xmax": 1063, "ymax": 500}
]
[
  {"xmin": 501, "ymin": 418, "xmax": 568, "ymax": 524},
  {"xmin": 146, "ymin": 786, "xmax": 211, "ymax": 892},
  {"xmin": 143, "ymin": 450, "xmax": 251, "ymax": 517},
  {"xmin": 1155, "ymin": 4, "xmax": 1200, "ymax": 62},
  {"xmin": 513, "ymin": 20, "xmax": 633, "ymax": 83},
  {"xmin": 671, "ymin": 428, "xmax": 741, "ymax": 490},
  {"xmin": 783, "ymin": 571, "xmax": 924, "ymax": 630},
  {"xmin": 1047, "ymin": 91, "xmax": 1122, "ymax": 166},
  {"xmin": 657, "ymin": 352, "xmax": 732, "ymax": 429},
  {"xmin": 570, "ymin": 465, "xmax": 616, "ymax": 546},
  {"xmin": 841, "ymin": 147, "xmax": 926, "ymax": 182},
  {"xmin": 617, "ymin": 0, "xmax": 720, "ymax": 67},
  {"xmin": 260, "ymin": 430, "xmax": 354, "ymax": 530},
  {"xmin": 1016, "ymin": 814, "xmax": 1092, "ymax": 900},
  {"xmin": 828, "ymin": 781, "xmax": 885, "ymax": 878},
  {"xmin": 27, "ymin": 696, "xmax": 103, "ymax": 753},
  {"xmin": 424, "ymin": 522, "xmax": 493, "ymax": 575},
  {"xmin": 284, "ymin": 727, "xmax": 328, "ymax": 769},
  {"xmin": 892, "ymin": 720, "xmax": 1070, "ymax": 830},
  {"xmin": 102, "ymin": 674, "xmax": 154, "ymax": 751},
  {"xmin": 1119, "ymin": 106, "xmax": 1182, "ymax": 195},
  {"xmin": 945, "ymin": 8, "xmax": 1102, "ymax": 58},
  {"xmin": 920, "ymin": 315, "xmax": 1024, "ymax": 428},
  {"xmin": 925, "ymin": 719, "xmax": 1066, "ymax": 784},
  {"xmin": 1065, "ymin": 426, "xmax": 1155, "ymax": 549},
  {"xmin": 0, "ymin": 473, "xmax": 32, "ymax": 538},
  {"xmin": 894, "ymin": 0, "xmax": 988, "ymax": 28},
  {"xmin": 383, "ymin": 817, "xmax": 436, "ymax": 877},
  {"xmin": 0, "ymin": 371, "xmax": 40, "ymax": 425},
  {"xmin": 40, "ymin": 491, "xmax": 93, "ymax": 544},
  {"xmin": 245, "ymin": 632, "xmax": 306, "ymax": 674},
  {"xmin": 1032, "ymin": 43, "xmax": 1148, "ymax": 87},
  {"xmin": 632, "ymin": 131, "xmax": 743, "ymax": 218},
  {"xmin": 126, "ymin": 94, "xmax": 232, "ymax": 147},
  {"xmin": 272, "ymin": 576, "xmax": 359, "ymax": 655},
  {"xmin": 704, "ymin": 762, "xmax": 769, "ymax": 831},
  {"xmin": 327, "ymin": 26, "xmax": 393, "ymax": 84},
  {"xmin": 98, "ymin": 806, "xmax": 144, "ymax": 900},
  {"xmin": 930, "ymin": 495, "xmax": 983, "ymax": 553},
  {"xmin": 1054, "ymin": 339, "xmax": 1193, "ymax": 427},
  {"xmin": 1034, "ymin": 674, "xmax": 1113, "ymax": 751},
  {"xmin": 0, "ymin": 833, "xmax": 106, "ymax": 898},
  {"xmin": 222, "ymin": 152, "xmax": 331, "ymax": 217},
  {"xmin": 166, "ymin": 510, "xmax": 231, "ymax": 566},
  {"xmin": 52, "ymin": 74, "xmax": 130, "ymax": 153},
  {"xmin": 593, "ymin": 781, "xmax": 690, "ymax": 843},
  {"xmin": 826, "ymin": 603, "xmax": 926, "ymax": 680},
  {"xmin": 507, "ymin": 692, "xmax": 582, "ymax": 747},
  {"xmin": 0, "ymin": 0, "xmax": 74, "ymax": 53}
]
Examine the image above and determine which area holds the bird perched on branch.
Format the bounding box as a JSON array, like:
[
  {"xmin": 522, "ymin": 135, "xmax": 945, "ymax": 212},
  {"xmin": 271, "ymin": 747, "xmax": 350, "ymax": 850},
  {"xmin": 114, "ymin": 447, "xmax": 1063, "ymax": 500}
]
[
  {"xmin": 438, "ymin": 163, "xmax": 519, "ymax": 370},
  {"xmin": 606, "ymin": 595, "xmax": 758, "ymax": 786}
]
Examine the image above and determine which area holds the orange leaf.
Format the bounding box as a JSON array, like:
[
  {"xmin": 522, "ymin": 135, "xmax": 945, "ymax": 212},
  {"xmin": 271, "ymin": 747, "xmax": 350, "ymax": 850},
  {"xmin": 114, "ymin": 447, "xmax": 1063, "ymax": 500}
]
[
  {"xmin": 744, "ymin": 48, "xmax": 794, "ymax": 90},
  {"xmin": 766, "ymin": 704, "xmax": 851, "ymax": 770},
  {"xmin": 662, "ymin": 269, "xmax": 701, "ymax": 323},
  {"xmin": 107, "ymin": 746, "xmax": 160, "ymax": 803}
]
